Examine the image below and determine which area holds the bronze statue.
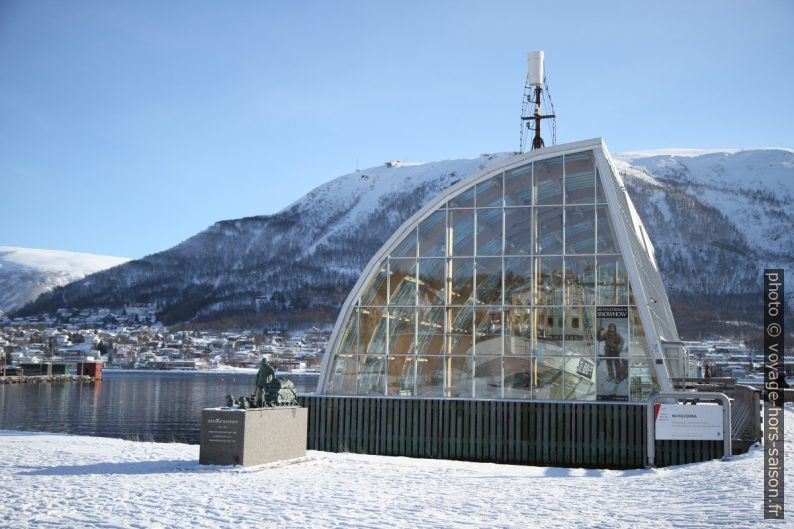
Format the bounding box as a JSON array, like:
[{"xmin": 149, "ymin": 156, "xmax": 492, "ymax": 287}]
[{"xmin": 224, "ymin": 357, "xmax": 298, "ymax": 409}]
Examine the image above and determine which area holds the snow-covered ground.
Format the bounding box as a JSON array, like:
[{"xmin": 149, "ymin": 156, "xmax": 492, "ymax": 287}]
[{"xmin": 1, "ymin": 407, "xmax": 791, "ymax": 529}]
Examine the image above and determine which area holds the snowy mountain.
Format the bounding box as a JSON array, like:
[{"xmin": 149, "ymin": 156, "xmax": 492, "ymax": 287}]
[
  {"xmin": 0, "ymin": 247, "xmax": 130, "ymax": 313},
  {"xmin": 13, "ymin": 148, "xmax": 794, "ymax": 342}
]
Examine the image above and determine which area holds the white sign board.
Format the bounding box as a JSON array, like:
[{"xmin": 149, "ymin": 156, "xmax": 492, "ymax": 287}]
[{"xmin": 654, "ymin": 404, "xmax": 723, "ymax": 441}]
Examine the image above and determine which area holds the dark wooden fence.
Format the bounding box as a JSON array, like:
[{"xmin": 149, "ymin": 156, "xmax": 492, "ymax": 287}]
[{"xmin": 298, "ymin": 396, "xmax": 728, "ymax": 469}]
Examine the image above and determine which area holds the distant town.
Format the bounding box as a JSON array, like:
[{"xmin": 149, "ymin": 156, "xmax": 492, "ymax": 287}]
[{"xmin": 0, "ymin": 303, "xmax": 327, "ymax": 374}]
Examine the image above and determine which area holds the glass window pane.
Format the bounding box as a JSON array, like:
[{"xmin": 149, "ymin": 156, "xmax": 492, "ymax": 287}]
[
  {"xmin": 476, "ymin": 173, "xmax": 503, "ymax": 208},
  {"xmin": 357, "ymin": 354, "xmax": 385, "ymax": 395},
  {"xmin": 505, "ymin": 307, "xmax": 532, "ymax": 355},
  {"xmin": 360, "ymin": 260, "xmax": 387, "ymax": 305},
  {"xmin": 475, "ymin": 257, "xmax": 502, "ymax": 305},
  {"xmin": 596, "ymin": 255, "xmax": 629, "ymax": 305},
  {"xmin": 504, "ymin": 163, "xmax": 532, "ymax": 206},
  {"xmin": 446, "ymin": 356, "xmax": 473, "ymax": 397},
  {"xmin": 563, "ymin": 356, "xmax": 596, "ymax": 400},
  {"xmin": 564, "ymin": 151, "xmax": 595, "ymax": 204},
  {"xmin": 449, "ymin": 208, "xmax": 474, "ymax": 257},
  {"xmin": 388, "ymin": 307, "xmax": 415, "ymax": 355},
  {"xmin": 388, "ymin": 258, "xmax": 417, "ymax": 305},
  {"xmin": 448, "ymin": 186, "xmax": 474, "ymax": 208},
  {"xmin": 534, "ymin": 206, "xmax": 563, "ymax": 255},
  {"xmin": 629, "ymin": 307, "xmax": 649, "ymax": 357},
  {"xmin": 418, "ymin": 210, "xmax": 446, "ymax": 257},
  {"xmin": 563, "ymin": 306, "xmax": 595, "ymax": 356},
  {"xmin": 387, "ymin": 355, "xmax": 416, "ymax": 396},
  {"xmin": 474, "ymin": 356, "xmax": 502, "ymax": 398},
  {"xmin": 416, "ymin": 356, "xmax": 445, "ymax": 397},
  {"xmin": 532, "ymin": 356, "xmax": 564, "ymax": 400},
  {"xmin": 505, "ymin": 207, "xmax": 532, "ymax": 255},
  {"xmin": 596, "ymin": 168, "xmax": 608, "ymax": 204},
  {"xmin": 565, "ymin": 206, "xmax": 595, "ymax": 254},
  {"xmin": 504, "ymin": 356, "xmax": 532, "ymax": 399},
  {"xmin": 474, "ymin": 307, "xmax": 502, "ymax": 356},
  {"xmin": 417, "ymin": 307, "xmax": 445, "ymax": 355},
  {"xmin": 327, "ymin": 354, "xmax": 357, "ymax": 395},
  {"xmin": 417, "ymin": 258, "xmax": 445, "ymax": 306},
  {"xmin": 448, "ymin": 258, "xmax": 473, "ymax": 305},
  {"xmin": 564, "ymin": 255, "xmax": 595, "ymax": 306},
  {"xmin": 629, "ymin": 356, "xmax": 659, "ymax": 401},
  {"xmin": 534, "ymin": 155, "xmax": 563, "ymax": 205},
  {"xmin": 391, "ymin": 228, "xmax": 416, "ymax": 257},
  {"xmin": 476, "ymin": 208, "xmax": 502, "ymax": 256},
  {"xmin": 596, "ymin": 205, "xmax": 620, "ymax": 253},
  {"xmin": 504, "ymin": 256, "xmax": 533, "ymax": 306},
  {"xmin": 359, "ymin": 307, "xmax": 387, "ymax": 354},
  {"xmin": 535, "ymin": 256, "xmax": 563, "ymax": 305},
  {"xmin": 535, "ymin": 306, "xmax": 564, "ymax": 354},
  {"xmin": 447, "ymin": 306, "xmax": 473, "ymax": 355},
  {"xmin": 337, "ymin": 308, "xmax": 358, "ymax": 354}
]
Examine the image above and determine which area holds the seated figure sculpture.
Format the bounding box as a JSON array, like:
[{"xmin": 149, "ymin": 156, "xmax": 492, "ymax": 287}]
[{"xmin": 225, "ymin": 358, "xmax": 298, "ymax": 409}]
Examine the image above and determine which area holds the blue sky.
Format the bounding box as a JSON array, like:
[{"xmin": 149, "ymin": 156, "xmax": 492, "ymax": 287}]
[{"xmin": 1, "ymin": 0, "xmax": 792, "ymax": 258}]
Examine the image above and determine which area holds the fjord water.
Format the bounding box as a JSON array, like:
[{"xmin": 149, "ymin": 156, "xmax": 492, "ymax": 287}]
[{"xmin": 0, "ymin": 371, "xmax": 318, "ymax": 444}]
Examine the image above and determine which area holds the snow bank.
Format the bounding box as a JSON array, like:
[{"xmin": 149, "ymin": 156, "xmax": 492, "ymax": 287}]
[{"xmin": 1, "ymin": 407, "xmax": 791, "ymax": 528}]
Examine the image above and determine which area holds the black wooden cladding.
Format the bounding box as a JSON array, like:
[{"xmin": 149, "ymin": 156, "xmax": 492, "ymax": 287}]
[{"xmin": 297, "ymin": 396, "xmax": 725, "ymax": 469}]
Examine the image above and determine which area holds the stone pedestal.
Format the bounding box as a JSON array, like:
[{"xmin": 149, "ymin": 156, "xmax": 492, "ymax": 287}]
[{"xmin": 199, "ymin": 406, "xmax": 307, "ymax": 466}]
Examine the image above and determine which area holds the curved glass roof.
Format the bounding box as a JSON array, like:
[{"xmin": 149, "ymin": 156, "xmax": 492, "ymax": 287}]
[{"xmin": 319, "ymin": 139, "xmax": 678, "ymax": 402}]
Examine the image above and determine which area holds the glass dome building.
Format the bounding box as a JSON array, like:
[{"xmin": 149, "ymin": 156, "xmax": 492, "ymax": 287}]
[{"xmin": 317, "ymin": 138, "xmax": 683, "ymax": 403}]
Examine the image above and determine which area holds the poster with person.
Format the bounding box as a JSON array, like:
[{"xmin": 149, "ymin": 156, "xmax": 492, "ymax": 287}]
[{"xmin": 596, "ymin": 306, "xmax": 629, "ymax": 401}]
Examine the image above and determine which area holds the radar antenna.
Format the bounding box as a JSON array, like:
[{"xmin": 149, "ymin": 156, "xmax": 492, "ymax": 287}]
[{"xmin": 520, "ymin": 51, "xmax": 556, "ymax": 152}]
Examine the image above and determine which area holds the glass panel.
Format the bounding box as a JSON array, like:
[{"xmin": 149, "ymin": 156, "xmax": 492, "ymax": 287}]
[
  {"xmin": 359, "ymin": 307, "xmax": 387, "ymax": 354},
  {"xmin": 448, "ymin": 258, "xmax": 474, "ymax": 305},
  {"xmin": 474, "ymin": 356, "xmax": 502, "ymax": 398},
  {"xmin": 596, "ymin": 255, "xmax": 629, "ymax": 305},
  {"xmin": 476, "ymin": 173, "xmax": 503, "ymax": 208},
  {"xmin": 337, "ymin": 308, "xmax": 357, "ymax": 354},
  {"xmin": 505, "ymin": 307, "xmax": 532, "ymax": 356},
  {"xmin": 417, "ymin": 258, "xmax": 445, "ymax": 306},
  {"xmin": 535, "ymin": 256, "xmax": 563, "ymax": 305},
  {"xmin": 596, "ymin": 168, "xmax": 608, "ymax": 204},
  {"xmin": 504, "ymin": 163, "xmax": 532, "ymax": 206},
  {"xmin": 418, "ymin": 210, "xmax": 446, "ymax": 257},
  {"xmin": 417, "ymin": 306, "xmax": 445, "ymax": 355},
  {"xmin": 474, "ymin": 307, "xmax": 502, "ymax": 356},
  {"xmin": 564, "ymin": 255, "xmax": 595, "ymax": 306},
  {"xmin": 448, "ymin": 186, "xmax": 474, "ymax": 208},
  {"xmin": 596, "ymin": 205, "xmax": 620, "ymax": 253},
  {"xmin": 449, "ymin": 208, "xmax": 474, "ymax": 257},
  {"xmin": 389, "ymin": 258, "xmax": 417, "ymax": 305},
  {"xmin": 504, "ymin": 356, "xmax": 532, "ymax": 399},
  {"xmin": 629, "ymin": 307, "xmax": 649, "ymax": 357},
  {"xmin": 476, "ymin": 208, "xmax": 502, "ymax": 256},
  {"xmin": 447, "ymin": 306, "xmax": 473, "ymax": 355},
  {"xmin": 391, "ymin": 227, "xmax": 416, "ymax": 257},
  {"xmin": 360, "ymin": 260, "xmax": 387, "ymax": 305},
  {"xmin": 475, "ymin": 257, "xmax": 502, "ymax": 305},
  {"xmin": 387, "ymin": 355, "xmax": 416, "ymax": 396},
  {"xmin": 563, "ymin": 306, "xmax": 595, "ymax": 356},
  {"xmin": 564, "ymin": 151, "xmax": 595, "ymax": 204},
  {"xmin": 357, "ymin": 354, "xmax": 385, "ymax": 395},
  {"xmin": 629, "ymin": 356, "xmax": 659, "ymax": 401},
  {"xmin": 563, "ymin": 356, "xmax": 596, "ymax": 400},
  {"xmin": 534, "ymin": 155, "xmax": 563, "ymax": 205},
  {"xmin": 416, "ymin": 356, "xmax": 445, "ymax": 396},
  {"xmin": 504, "ymin": 207, "xmax": 532, "ymax": 255},
  {"xmin": 446, "ymin": 356, "xmax": 473, "ymax": 397},
  {"xmin": 504, "ymin": 256, "xmax": 533, "ymax": 306},
  {"xmin": 532, "ymin": 356, "xmax": 564, "ymax": 400},
  {"xmin": 534, "ymin": 206, "xmax": 563, "ymax": 255},
  {"xmin": 535, "ymin": 306, "xmax": 564, "ymax": 355},
  {"xmin": 565, "ymin": 206, "xmax": 595, "ymax": 254},
  {"xmin": 326, "ymin": 354, "xmax": 357, "ymax": 394},
  {"xmin": 388, "ymin": 307, "xmax": 415, "ymax": 355}
]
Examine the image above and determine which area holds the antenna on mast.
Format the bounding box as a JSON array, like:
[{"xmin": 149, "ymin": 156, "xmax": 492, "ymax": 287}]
[{"xmin": 520, "ymin": 51, "xmax": 556, "ymax": 152}]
